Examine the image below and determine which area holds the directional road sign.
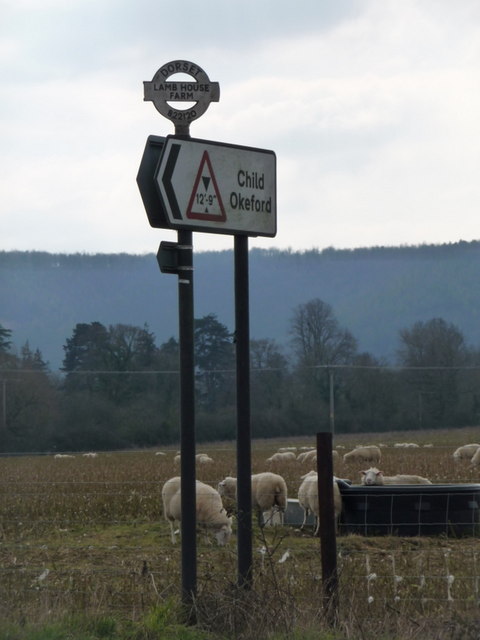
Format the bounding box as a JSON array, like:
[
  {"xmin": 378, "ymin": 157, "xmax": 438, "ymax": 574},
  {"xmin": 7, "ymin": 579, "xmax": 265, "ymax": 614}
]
[{"xmin": 154, "ymin": 136, "xmax": 276, "ymax": 237}]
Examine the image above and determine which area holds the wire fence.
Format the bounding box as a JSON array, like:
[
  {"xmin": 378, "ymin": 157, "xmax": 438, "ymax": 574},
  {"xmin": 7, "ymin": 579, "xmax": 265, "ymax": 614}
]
[{"xmin": 1, "ymin": 443, "xmax": 480, "ymax": 628}]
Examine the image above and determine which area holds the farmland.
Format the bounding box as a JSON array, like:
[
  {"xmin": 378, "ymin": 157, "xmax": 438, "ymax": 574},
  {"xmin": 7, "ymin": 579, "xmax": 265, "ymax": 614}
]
[{"xmin": 1, "ymin": 426, "xmax": 480, "ymax": 639}]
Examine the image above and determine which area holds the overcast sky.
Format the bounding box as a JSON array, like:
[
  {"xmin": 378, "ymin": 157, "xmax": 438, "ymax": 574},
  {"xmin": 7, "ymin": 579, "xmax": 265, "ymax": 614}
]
[{"xmin": 2, "ymin": 0, "xmax": 480, "ymax": 255}]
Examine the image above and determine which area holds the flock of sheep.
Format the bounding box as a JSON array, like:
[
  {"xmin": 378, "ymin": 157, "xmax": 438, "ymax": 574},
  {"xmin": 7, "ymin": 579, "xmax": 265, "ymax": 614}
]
[
  {"xmin": 53, "ymin": 441, "xmax": 480, "ymax": 547},
  {"xmin": 160, "ymin": 442, "xmax": 480, "ymax": 546}
]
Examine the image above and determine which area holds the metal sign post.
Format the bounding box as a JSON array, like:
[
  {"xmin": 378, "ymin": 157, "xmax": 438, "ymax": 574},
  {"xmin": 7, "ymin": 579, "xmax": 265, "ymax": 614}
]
[
  {"xmin": 141, "ymin": 59, "xmax": 221, "ymax": 617},
  {"xmin": 137, "ymin": 60, "xmax": 277, "ymax": 604}
]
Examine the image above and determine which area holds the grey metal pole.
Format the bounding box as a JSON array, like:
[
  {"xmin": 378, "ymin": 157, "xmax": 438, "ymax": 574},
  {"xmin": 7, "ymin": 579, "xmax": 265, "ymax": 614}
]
[
  {"xmin": 177, "ymin": 228, "xmax": 197, "ymax": 619},
  {"xmin": 234, "ymin": 234, "xmax": 253, "ymax": 589}
]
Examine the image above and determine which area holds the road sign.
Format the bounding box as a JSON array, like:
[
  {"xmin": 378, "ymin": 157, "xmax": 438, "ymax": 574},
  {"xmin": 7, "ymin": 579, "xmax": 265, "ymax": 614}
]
[
  {"xmin": 155, "ymin": 136, "xmax": 276, "ymax": 237},
  {"xmin": 136, "ymin": 135, "xmax": 169, "ymax": 229},
  {"xmin": 143, "ymin": 60, "xmax": 219, "ymax": 133}
]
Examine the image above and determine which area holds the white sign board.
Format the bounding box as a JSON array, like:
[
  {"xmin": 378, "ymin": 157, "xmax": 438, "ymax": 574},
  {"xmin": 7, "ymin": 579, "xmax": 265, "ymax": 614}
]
[{"xmin": 155, "ymin": 136, "xmax": 276, "ymax": 237}]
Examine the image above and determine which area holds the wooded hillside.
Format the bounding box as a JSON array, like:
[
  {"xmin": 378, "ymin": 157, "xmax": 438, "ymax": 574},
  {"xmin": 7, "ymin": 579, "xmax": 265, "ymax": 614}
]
[{"xmin": 1, "ymin": 241, "xmax": 479, "ymax": 370}]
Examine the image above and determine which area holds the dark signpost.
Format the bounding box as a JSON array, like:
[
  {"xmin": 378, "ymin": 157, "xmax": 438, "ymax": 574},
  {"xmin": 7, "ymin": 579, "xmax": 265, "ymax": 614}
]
[{"xmin": 137, "ymin": 61, "xmax": 277, "ymax": 613}]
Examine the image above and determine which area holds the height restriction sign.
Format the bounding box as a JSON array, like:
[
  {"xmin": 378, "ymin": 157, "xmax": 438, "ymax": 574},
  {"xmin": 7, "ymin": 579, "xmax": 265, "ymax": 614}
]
[{"xmin": 154, "ymin": 136, "xmax": 277, "ymax": 237}]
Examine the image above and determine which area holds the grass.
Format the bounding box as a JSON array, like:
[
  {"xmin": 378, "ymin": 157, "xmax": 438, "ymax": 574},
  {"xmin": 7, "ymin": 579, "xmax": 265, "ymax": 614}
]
[{"xmin": 1, "ymin": 426, "xmax": 480, "ymax": 639}]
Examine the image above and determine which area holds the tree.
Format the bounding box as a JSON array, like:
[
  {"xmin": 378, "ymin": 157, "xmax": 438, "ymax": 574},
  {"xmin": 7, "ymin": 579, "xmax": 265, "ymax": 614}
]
[
  {"xmin": 62, "ymin": 322, "xmax": 158, "ymax": 402},
  {"xmin": 341, "ymin": 352, "xmax": 400, "ymax": 433},
  {"xmin": 0, "ymin": 325, "xmax": 12, "ymax": 353},
  {"xmin": 194, "ymin": 314, "xmax": 235, "ymax": 411},
  {"xmin": 62, "ymin": 322, "xmax": 109, "ymax": 372},
  {"xmin": 250, "ymin": 338, "xmax": 292, "ymax": 437},
  {"xmin": 397, "ymin": 318, "xmax": 469, "ymax": 427},
  {"xmin": 21, "ymin": 341, "xmax": 48, "ymax": 371},
  {"xmin": 289, "ymin": 299, "xmax": 357, "ymax": 420},
  {"xmin": 290, "ymin": 298, "xmax": 357, "ymax": 367}
]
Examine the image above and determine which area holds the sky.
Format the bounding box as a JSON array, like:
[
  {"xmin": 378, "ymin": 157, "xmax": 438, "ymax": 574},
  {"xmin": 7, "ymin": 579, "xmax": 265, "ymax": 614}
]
[{"xmin": 1, "ymin": 0, "xmax": 480, "ymax": 255}]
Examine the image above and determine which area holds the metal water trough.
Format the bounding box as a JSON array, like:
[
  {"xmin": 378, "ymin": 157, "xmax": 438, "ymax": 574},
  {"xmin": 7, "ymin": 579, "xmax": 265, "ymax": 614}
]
[
  {"xmin": 283, "ymin": 498, "xmax": 315, "ymax": 528},
  {"xmin": 337, "ymin": 482, "xmax": 480, "ymax": 537}
]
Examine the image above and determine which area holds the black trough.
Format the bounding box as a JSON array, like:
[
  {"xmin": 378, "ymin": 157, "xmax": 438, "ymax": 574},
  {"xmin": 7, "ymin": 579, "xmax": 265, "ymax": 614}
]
[{"xmin": 337, "ymin": 481, "xmax": 480, "ymax": 537}]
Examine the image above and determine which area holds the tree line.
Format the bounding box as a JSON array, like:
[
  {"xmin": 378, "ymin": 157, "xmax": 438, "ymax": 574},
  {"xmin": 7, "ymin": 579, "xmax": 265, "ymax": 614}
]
[{"xmin": 1, "ymin": 298, "xmax": 479, "ymax": 453}]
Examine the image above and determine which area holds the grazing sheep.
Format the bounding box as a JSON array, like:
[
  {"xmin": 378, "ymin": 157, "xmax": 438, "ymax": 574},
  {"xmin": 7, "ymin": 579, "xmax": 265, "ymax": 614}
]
[
  {"xmin": 343, "ymin": 445, "xmax": 381, "ymax": 465},
  {"xmin": 266, "ymin": 451, "xmax": 296, "ymax": 463},
  {"xmin": 471, "ymin": 448, "xmax": 480, "ymax": 466},
  {"xmin": 297, "ymin": 449, "xmax": 338, "ymax": 465},
  {"xmin": 360, "ymin": 467, "xmax": 432, "ymax": 485},
  {"xmin": 394, "ymin": 442, "xmax": 420, "ymax": 448},
  {"xmin": 155, "ymin": 451, "xmax": 166, "ymax": 456},
  {"xmin": 162, "ymin": 477, "xmax": 232, "ymax": 546},
  {"xmin": 82, "ymin": 452, "xmax": 97, "ymax": 458},
  {"xmin": 297, "ymin": 471, "xmax": 342, "ymax": 535},
  {"xmin": 53, "ymin": 454, "xmax": 74, "ymax": 459},
  {"xmin": 453, "ymin": 444, "xmax": 480, "ymax": 461},
  {"xmin": 297, "ymin": 449, "xmax": 317, "ymax": 463},
  {"xmin": 217, "ymin": 472, "xmax": 288, "ymax": 526},
  {"xmin": 196, "ymin": 453, "xmax": 214, "ymax": 464}
]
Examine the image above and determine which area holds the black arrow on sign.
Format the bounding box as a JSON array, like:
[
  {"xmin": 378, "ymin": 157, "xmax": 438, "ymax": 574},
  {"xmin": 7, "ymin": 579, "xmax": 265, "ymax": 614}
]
[{"xmin": 161, "ymin": 143, "xmax": 182, "ymax": 220}]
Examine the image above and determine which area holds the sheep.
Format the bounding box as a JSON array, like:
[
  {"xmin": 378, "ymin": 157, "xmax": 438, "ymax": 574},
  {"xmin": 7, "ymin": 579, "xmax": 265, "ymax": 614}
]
[
  {"xmin": 360, "ymin": 467, "xmax": 432, "ymax": 485},
  {"xmin": 297, "ymin": 449, "xmax": 317, "ymax": 463},
  {"xmin": 471, "ymin": 448, "xmax": 480, "ymax": 466},
  {"xmin": 453, "ymin": 444, "xmax": 480, "ymax": 461},
  {"xmin": 217, "ymin": 472, "xmax": 288, "ymax": 526},
  {"xmin": 343, "ymin": 445, "xmax": 381, "ymax": 465},
  {"xmin": 53, "ymin": 453, "xmax": 74, "ymax": 459},
  {"xmin": 196, "ymin": 453, "xmax": 214, "ymax": 464},
  {"xmin": 175, "ymin": 453, "xmax": 214, "ymax": 464},
  {"xmin": 394, "ymin": 442, "xmax": 420, "ymax": 448},
  {"xmin": 266, "ymin": 451, "xmax": 296, "ymax": 463},
  {"xmin": 82, "ymin": 452, "xmax": 97, "ymax": 458},
  {"xmin": 297, "ymin": 449, "xmax": 338, "ymax": 465},
  {"xmin": 161, "ymin": 476, "xmax": 232, "ymax": 546},
  {"xmin": 297, "ymin": 471, "xmax": 342, "ymax": 535}
]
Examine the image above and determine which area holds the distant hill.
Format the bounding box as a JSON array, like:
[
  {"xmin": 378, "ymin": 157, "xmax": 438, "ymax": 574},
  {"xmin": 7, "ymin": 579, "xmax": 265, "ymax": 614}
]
[{"xmin": 2, "ymin": 241, "xmax": 480, "ymax": 370}]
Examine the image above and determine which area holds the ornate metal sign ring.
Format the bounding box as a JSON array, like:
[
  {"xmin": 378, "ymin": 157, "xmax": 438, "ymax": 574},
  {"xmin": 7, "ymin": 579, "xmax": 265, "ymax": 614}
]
[{"xmin": 144, "ymin": 60, "xmax": 220, "ymax": 129}]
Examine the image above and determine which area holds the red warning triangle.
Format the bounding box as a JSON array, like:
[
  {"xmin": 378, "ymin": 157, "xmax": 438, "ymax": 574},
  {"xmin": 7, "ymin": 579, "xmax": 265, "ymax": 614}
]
[{"xmin": 186, "ymin": 151, "xmax": 226, "ymax": 221}]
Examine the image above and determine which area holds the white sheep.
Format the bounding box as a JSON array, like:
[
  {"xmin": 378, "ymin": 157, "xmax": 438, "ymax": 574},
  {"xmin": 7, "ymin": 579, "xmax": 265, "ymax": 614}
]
[
  {"xmin": 196, "ymin": 453, "xmax": 214, "ymax": 464},
  {"xmin": 217, "ymin": 472, "xmax": 288, "ymax": 526},
  {"xmin": 162, "ymin": 476, "xmax": 232, "ymax": 546},
  {"xmin": 471, "ymin": 448, "xmax": 480, "ymax": 466},
  {"xmin": 82, "ymin": 452, "xmax": 97, "ymax": 458},
  {"xmin": 360, "ymin": 467, "xmax": 432, "ymax": 485},
  {"xmin": 297, "ymin": 471, "xmax": 342, "ymax": 535},
  {"xmin": 266, "ymin": 451, "xmax": 296, "ymax": 463},
  {"xmin": 393, "ymin": 442, "xmax": 420, "ymax": 448},
  {"xmin": 297, "ymin": 449, "xmax": 338, "ymax": 464},
  {"xmin": 53, "ymin": 453, "xmax": 75, "ymax": 459},
  {"xmin": 297, "ymin": 449, "xmax": 315, "ymax": 463},
  {"xmin": 343, "ymin": 445, "xmax": 381, "ymax": 465},
  {"xmin": 453, "ymin": 444, "xmax": 480, "ymax": 461}
]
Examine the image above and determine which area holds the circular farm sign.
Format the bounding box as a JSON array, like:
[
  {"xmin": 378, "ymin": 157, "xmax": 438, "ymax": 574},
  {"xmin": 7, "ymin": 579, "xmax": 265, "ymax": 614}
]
[{"xmin": 143, "ymin": 60, "xmax": 220, "ymax": 128}]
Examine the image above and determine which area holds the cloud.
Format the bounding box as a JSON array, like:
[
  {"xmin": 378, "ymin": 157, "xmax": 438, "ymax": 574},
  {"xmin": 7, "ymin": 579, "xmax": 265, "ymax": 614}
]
[{"xmin": 1, "ymin": 0, "xmax": 480, "ymax": 254}]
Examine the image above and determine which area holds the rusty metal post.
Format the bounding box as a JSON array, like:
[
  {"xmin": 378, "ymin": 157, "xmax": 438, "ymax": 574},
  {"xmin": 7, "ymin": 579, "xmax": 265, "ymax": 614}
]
[{"xmin": 316, "ymin": 432, "xmax": 339, "ymax": 626}]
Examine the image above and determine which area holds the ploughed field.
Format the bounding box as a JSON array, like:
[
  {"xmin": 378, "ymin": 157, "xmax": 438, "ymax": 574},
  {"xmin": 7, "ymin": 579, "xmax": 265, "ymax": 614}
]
[{"xmin": 1, "ymin": 426, "xmax": 480, "ymax": 637}]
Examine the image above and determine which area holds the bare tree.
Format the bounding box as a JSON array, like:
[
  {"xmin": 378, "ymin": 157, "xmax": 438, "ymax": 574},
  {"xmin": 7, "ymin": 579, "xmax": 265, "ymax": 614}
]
[{"xmin": 290, "ymin": 298, "xmax": 357, "ymax": 367}]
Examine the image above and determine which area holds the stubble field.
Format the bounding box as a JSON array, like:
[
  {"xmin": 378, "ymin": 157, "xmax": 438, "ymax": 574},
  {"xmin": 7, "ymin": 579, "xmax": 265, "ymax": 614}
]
[{"xmin": 1, "ymin": 426, "xmax": 480, "ymax": 639}]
